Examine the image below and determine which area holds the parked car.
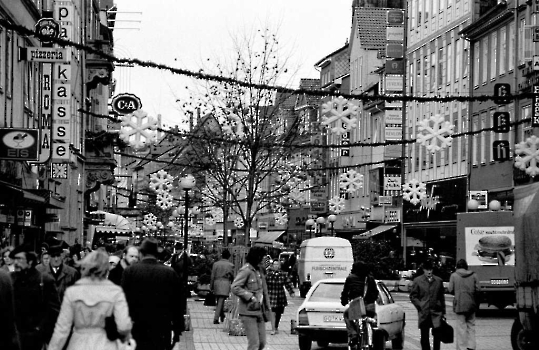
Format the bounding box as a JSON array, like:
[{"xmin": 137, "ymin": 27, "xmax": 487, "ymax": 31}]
[{"xmin": 295, "ymin": 278, "xmax": 405, "ymax": 350}]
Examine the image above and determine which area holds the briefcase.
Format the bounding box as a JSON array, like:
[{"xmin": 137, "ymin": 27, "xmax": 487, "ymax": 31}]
[{"xmin": 434, "ymin": 317, "xmax": 454, "ymax": 344}]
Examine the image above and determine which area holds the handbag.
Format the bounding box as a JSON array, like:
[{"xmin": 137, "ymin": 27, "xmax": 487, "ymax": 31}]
[
  {"xmin": 204, "ymin": 291, "xmax": 216, "ymax": 306},
  {"xmin": 105, "ymin": 315, "xmax": 121, "ymax": 341},
  {"xmin": 116, "ymin": 338, "xmax": 136, "ymax": 350},
  {"xmin": 433, "ymin": 317, "xmax": 454, "ymax": 344}
]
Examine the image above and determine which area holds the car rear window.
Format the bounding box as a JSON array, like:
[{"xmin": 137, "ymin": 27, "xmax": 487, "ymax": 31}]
[{"xmin": 309, "ymin": 282, "xmax": 344, "ymax": 302}]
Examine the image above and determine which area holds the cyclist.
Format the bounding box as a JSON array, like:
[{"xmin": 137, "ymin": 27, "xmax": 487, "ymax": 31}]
[{"xmin": 341, "ymin": 261, "xmax": 379, "ymax": 347}]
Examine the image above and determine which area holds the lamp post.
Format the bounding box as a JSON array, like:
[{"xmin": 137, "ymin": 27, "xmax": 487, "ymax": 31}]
[
  {"xmin": 316, "ymin": 217, "xmax": 326, "ymax": 237},
  {"xmin": 327, "ymin": 214, "xmax": 337, "ymax": 236},
  {"xmin": 305, "ymin": 219, "xmax": 315, "ymax": 239},
  {"xmin": 180, "ymin": 174, "xmax": 196, "ymax": 252}
]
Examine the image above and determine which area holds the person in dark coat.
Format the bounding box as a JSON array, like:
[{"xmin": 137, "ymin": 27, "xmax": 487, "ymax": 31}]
[
  {"xmin": 410, "ymin": 260, "xmax": 446, "ymax": 350},
  {"xmin": 170, "ymin": 242, "xmax": 193, "ymax": 315},
  {"xmin": 210, "ymin": 249, "xmax": 235, "ymax": 324},
  {"xmin": 10, "ymin": 245, "xmax": 60, "ymax": 350},
  {"xmin": 0, "ymin": 269, "xmax": 20, "ymax": 350},
  {"xmin": 341, "ymin": 261, "xmax": 379, "ymax": 342},
  {"xmin": 108, "ymin": 245, "xmax": 139, "ymax": 285},
  {"xmin": 266, "ymin": 260, "xmax": 295, "ymax": 335},
  {"xmin": 448, "ymin": 259, "xmax": 479, "ymax": 350},
  {"xmin": 37, "ymin": 245, "xmax": 80, "ymax": 302},
  {"xmin": 122, "ymin": 238, "xmax": 184, "ymax": 350}
]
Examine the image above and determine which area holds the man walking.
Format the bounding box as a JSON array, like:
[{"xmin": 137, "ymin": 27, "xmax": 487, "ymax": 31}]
[
  {"xmin": 210, "ymin": 249, "xmax": 234, "ymax": 324},
  {"xmin": 109, "ymin": 245, "xmax": 139, "ymax": 285},
  {"xmin": 410, "ymin": 260, "xmax": 446, "ymax": 350},
  {"xmin": 0, "ymin": 269, "xmax": 20, "ymax": 350},
  {"xmin": 10, "ymin": 245, "xmax": 60, "ymax": 350},
  {"xmin": 448, "ymin": 259, "xmax": 479, "ymax": 350},
  {"xmin": 122, "ymin": 238, "xmax": 184, "ymax": 350},
  {"xmin": 37, "ymin": 245, "xmax": 80, "ymax": 302}
]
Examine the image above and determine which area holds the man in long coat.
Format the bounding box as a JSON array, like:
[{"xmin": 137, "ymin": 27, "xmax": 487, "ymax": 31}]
[
  {"xmin": 11, "ymin": 246, "xmax": 60, "ymax": 350},
  {"xmin": 122, "ymin": 238, "xmax": 184, "ymax": 350},
  {"xmin": 410, "ymin": 260, "xmax": 446, "ymax": 350},
  {"xmin": 0, "ymin": 269, "xmax": 20, "ymax": 350},
  {"xmin": 210, "ymin": 249, "xmax": 234, "ymax": 324},
  {"xmin": 37, "ymin": 245, "xmax": 79, "ymax": 302}
]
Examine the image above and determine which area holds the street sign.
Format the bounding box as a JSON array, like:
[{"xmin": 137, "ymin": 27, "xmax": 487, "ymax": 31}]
[
  {"xmin": 493, "ymin": 112, "xmax": 510, "ymax": 133},
  {"xmin": 533, "ymin": 85, "xmax": 539, "ymax": 127},
  {"xmin": 493, "ymin": 140, "xmax": 510, "ymax": 161},
  {"xmin": 385, "ymin": 59, "xmax": 404, "ymax": 74},
  {"xmin": 387, "ymin": 10, "xmax": 404, "ymax": 25},
  {"xmin": 387, "ymin": 27, "xmax": 404, "ymax": 42},
  {"xmin": 23, "ymin": 47, "xmax": 69, "ymax": 63},
  {"xmin": 493, "ymin": 83, "xmax": 511, "ymax": 104},
  {"xmin": 35, "ymin": 18, "xmax": 60, "ymax": 44},
  {"xmin": 111, "ymin": 93, "xmax": 142, "ymax": 115},
  {"xmin": 379, "ymin": 196, "xmax": 392, "ymax": 205},
  {"xmin": 0, "ymin": 128, "xmax": 39, "ymax": 161},
  {"xmin": 386, "ymin": 43, "xmax": 404, "ymax": 58},
  {"xmin": 385, "ymin": 75, "xmax": 403, "ymax": 91},
  {"xmin": 534, "ymin": 26, "xmax": 539, "ymax": 42}
]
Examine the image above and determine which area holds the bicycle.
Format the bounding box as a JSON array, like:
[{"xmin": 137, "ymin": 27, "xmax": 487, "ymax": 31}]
[{"xmin": 347, "ymin": 297, "xmax": 379, "ymax": 350}]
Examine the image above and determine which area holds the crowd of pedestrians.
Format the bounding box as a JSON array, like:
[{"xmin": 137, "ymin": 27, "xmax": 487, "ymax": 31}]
[{"xmin": 0, "ymin": 238, "xmax": 188, "ymax": 350}]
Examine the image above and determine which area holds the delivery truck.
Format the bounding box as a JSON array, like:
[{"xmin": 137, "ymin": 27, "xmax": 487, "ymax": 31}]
[
  {"xmin": 456, "ymin": 211, "xmax": 515, "ymax": 309},
  {"xmin": 510, "ymin": 183, "xmax": 539, "ymax": 350}
]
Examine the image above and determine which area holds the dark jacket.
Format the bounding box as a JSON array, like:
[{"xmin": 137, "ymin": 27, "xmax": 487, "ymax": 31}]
[
  {"xmin": 447, "ymin": 268, "xmax": 479, "ymax": 314},
  {"xmin": 410, "ymin": 274, "xmax": 446, "ymax": 328},
  {"xmin": 11, "ymin": 268, "xmax": 60, "ymax": 350},
  {"xmin": 340, "ymin": 273, "xmax": 378, "ymax": 307},
  {"xmin": 108, "ymin": 262, "xmax": 125, "ymax": 286},
  {"xmin": 38, "ymin": 263, "xmax": 80, "ymax": 302},
  {"xmin": 122, "ymin": 257, "xmax": 184, "ymax": 350},
  {"xmin": 0, "ymin": 269, "xmax": 20, "ymax": 350}
]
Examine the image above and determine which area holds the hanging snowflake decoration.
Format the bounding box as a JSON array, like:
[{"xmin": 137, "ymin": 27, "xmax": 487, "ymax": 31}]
[
  {"xmin": 119, "ymin": 110, "xmax": 158, "ymax": 149},
  {"xmin": 156, "ymin": 192, "xmax": 174, "ymax": 210},
  {"xmin": 221, "ymin": 110, "xmax": 244, "ymax": 138},
  {"xmin": 515, "ymin": 135, "xmax": 539, "ymax": 177},
  {"xmin": 143, "ymin": 213, "xmax": 157, "ymax": 227},
  {"xmin": 274, "ymin": 211, "xmax": 288, "ymax": 226},
  {"xmin": 205, "ymin": 217, "xmax": 216, "ymax": 226},
  {"xmin": 321, "ymin": 96, "xmax": 359, "ymax": 135},
  {"xmin": 288, "ymin": 188, "xmax": 306, "ymax": 203},
  {"xmin": 211, "ymin": 208, "xmax": 224, "ymax": 222},
  {"xmin": 402, "ymin": 179, "xmax": 427, "ymax": 205},
  {"xmin": 339, "ymin": 170, "xmax": 364, "ymax": 193},
  {"xmin": 149, "ymin": 169, "xmax": 174, "ymax": 193},
  {"xmin": 416, "ymin": 114, "xmax": 454, "ymax": 153},
  {"xmin": 328, "ymin": 196, "xmax": 346, "ymax": 214},
  {"xmin": 234, "ymin": 217, "xmax": 244, "ymax": 228}
]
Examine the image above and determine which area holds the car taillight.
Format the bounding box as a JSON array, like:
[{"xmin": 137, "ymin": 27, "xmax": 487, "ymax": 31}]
[
  {"xmin": 307, "ymin": 273, "xmax": 311, "ymax": 281},
  {"xmin": 298, "ymin": 309, "xmax": 309, "ymax": 326}
]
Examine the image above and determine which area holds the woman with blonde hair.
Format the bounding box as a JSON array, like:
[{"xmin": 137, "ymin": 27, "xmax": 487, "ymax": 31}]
[{"xmin": 48, "ymin": 248, "xmax": 133, "ymax": 350}]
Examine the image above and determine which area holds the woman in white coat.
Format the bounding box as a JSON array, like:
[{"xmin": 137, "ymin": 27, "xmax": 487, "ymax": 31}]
[{"xmin": 48, "ymin": 249, "xmax": 133, "ymax": 350}]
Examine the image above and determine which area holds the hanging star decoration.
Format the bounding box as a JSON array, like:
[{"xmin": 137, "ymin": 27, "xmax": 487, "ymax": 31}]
[
  {"xmin": 402, "ymin": 179, "xmax": 427, "ymax": 205},
  {"xmin": 321, "ymin": 96, "xmax": 359, "ymax": 135},
  {"xmin": 416, "ymin": 114, "xmax": 454, "ymax": 153},
  {"xmin": 515, "ymin": 135, "xmax": 539, "ymax": 177},
  {"xmin": 234, "ymin": 217, "xmax": 244, "ymax": 228},
  {"xmin": 119, "ymin": 109, "xmax": 158, "ymax": 149},
  {"xmin": 149, "ymin": 169, "xmax": 174, "ymax": 193},
  {"xmin": 339, "ymin": 169, "xmax": 364, "ymax": 193},
  {"xmin": 328, "ymin": 196, "xmax": 346, "ymax": 214},
  {"xmin": 143, "ymin": 213, "xmax": 157, "ymax": 227}
]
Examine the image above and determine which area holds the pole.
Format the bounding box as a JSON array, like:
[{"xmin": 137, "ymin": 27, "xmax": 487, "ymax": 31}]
[
  {"xmin": 330, "ymin": 222, "xmax": 334, "ymax": 236},
  {"xmin": 183, "ymin": 189, "xmax": 190, "ymax": 254}
]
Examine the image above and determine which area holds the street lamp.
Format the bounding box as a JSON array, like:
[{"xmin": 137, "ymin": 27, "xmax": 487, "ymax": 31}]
[
  {"xmin": 180, "ymin": 174, "xmax": 196, "ymax": 252},
  {"xmin": 316, "ymin": 217, "xmax": 326, "ymax": 237},
  {"xmin": 327, "ymin": 214, "xmax": 337, "ymax": 236},
  {"xmin": 305, "ymin": 219, "xmax": 315, "ymax": 239}
]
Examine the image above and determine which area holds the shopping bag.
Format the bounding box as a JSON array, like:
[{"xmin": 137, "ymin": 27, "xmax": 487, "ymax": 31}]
[
  {"xmin": 434, "ymin": 317, "xmax": 454, "ymax": 344},
  {"xmin": 204, "ymin": 291, "xmax": 216, "ymax": 306}
]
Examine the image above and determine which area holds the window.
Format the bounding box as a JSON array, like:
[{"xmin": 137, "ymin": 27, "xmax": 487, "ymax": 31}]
[
  {"xmin": 5, "ymin": 30, "xmax": 11, "ymax": 98},
  {"xmin": 491, "ymin": 32, "xmax": 497, "ymax": 80},
  {"xmin": 463, "ymin": 39, "xmax": 469, "ymax": 78},
  {"xmin": 519, "ymin": 19, "xmax": 525, "ymax": 66},
  {"xmin": 500, "ymin": 27, "xmax": 506, "ymax": 75},
  {"xmin": 438, "ymin": 46, "xmax": 444, "ymax": 86},
  {"xmin": 473, "ymin": 42, "xmax": 480, "ymax": 87},
  {"xmin": 455, "ymin": 39, "xmax": 461, "ymax": 81},
  {"xmin": 472, "ymin": 114, "xmax": 479, "ymax": 166},
  {"xmin": 480, "ymin": 111, "xmax": 487, "ymax": 163},
  {"xmin": 482, "ymin": 37, "xmax": 488, "ymax": 84},
  {"xmin": 431, "ymin": 51, "xmax": 436, "ymax": 91},
  {"xmin": 447, "ymin": 42, "xmax": 452, "ymax": 85},
  {"xmin": 509, "ymin": 22, "xmax": 515, "ymax": 70},
  {"xmin": 424, "ymin": 54, "xmax": 429, "ymax": 91}
]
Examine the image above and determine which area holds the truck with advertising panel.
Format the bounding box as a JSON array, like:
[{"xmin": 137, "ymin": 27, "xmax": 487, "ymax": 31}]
[
  {"xmin": 297, "ymin": 237, "xmax": 354, "ymax": 298},
  {"xmin": 511, "ymin": 183, "xmax": 539, "ymax": 350},
  {"xmin": 456, "ymin": 211, "xmax": 515, "ymax": 309}
]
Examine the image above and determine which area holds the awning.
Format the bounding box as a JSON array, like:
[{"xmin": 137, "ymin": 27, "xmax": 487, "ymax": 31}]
[
  {"xmin": 0, "ymin": 181, "xmax": 64, "ymax": 209},
  {"xmin": 254, "ymin": 231, "xmax": 286, "ymax": 245},
  {"xmin": 353, "ymin": 225, "xmax": 397, "ymax": 240},
  {"xmin": 90, "ymin": 211, "xmax": 133, "ymax": 230},
  {"xmin": 95, "ymin": 226, "xmax": 133, "ymax": 236}
]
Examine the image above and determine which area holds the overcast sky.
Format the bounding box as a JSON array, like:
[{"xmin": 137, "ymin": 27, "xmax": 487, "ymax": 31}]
[{"xmin": 112, "ymin": 0, "xmax": 352, "ymax": 128}]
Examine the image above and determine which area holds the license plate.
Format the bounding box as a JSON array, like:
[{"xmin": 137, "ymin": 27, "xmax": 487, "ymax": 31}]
[
  {"xmin": 323, "ymin": 314, "xmax": 344, "ymax": 322},
  {"xmin": 490, "ymin": 279, "xmax": 509, "ymax": 285}
]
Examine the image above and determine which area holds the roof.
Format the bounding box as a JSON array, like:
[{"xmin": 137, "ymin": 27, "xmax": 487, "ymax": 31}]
[
  {"xmin": 353, "ymin": 225, "xmax": 397, "ymax": 240},
  {"xmin": 295, "ymin": 78, "xmax": 321, "ymax": 108},
  {"xmin": 356, "ymin": 7, "xmax": 389, "ymax": 54},
  {"xmin": 254, "ymin": 231, "xmax": 286, "ymax": 245},
  {"xmin": 314, "ymin": 43, "xmax": 349, "ymax": 68}
]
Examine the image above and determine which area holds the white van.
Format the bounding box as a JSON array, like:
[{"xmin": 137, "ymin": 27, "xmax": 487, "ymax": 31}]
[{"xmin": 297, "ymin": 237, "xmax": 354, "ymax": 297}]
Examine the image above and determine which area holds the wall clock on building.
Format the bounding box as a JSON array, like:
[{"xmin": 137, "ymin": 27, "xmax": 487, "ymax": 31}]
[{"xmin": 51, "ymin": 163, "xmax": 68, "ymax": 179}]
